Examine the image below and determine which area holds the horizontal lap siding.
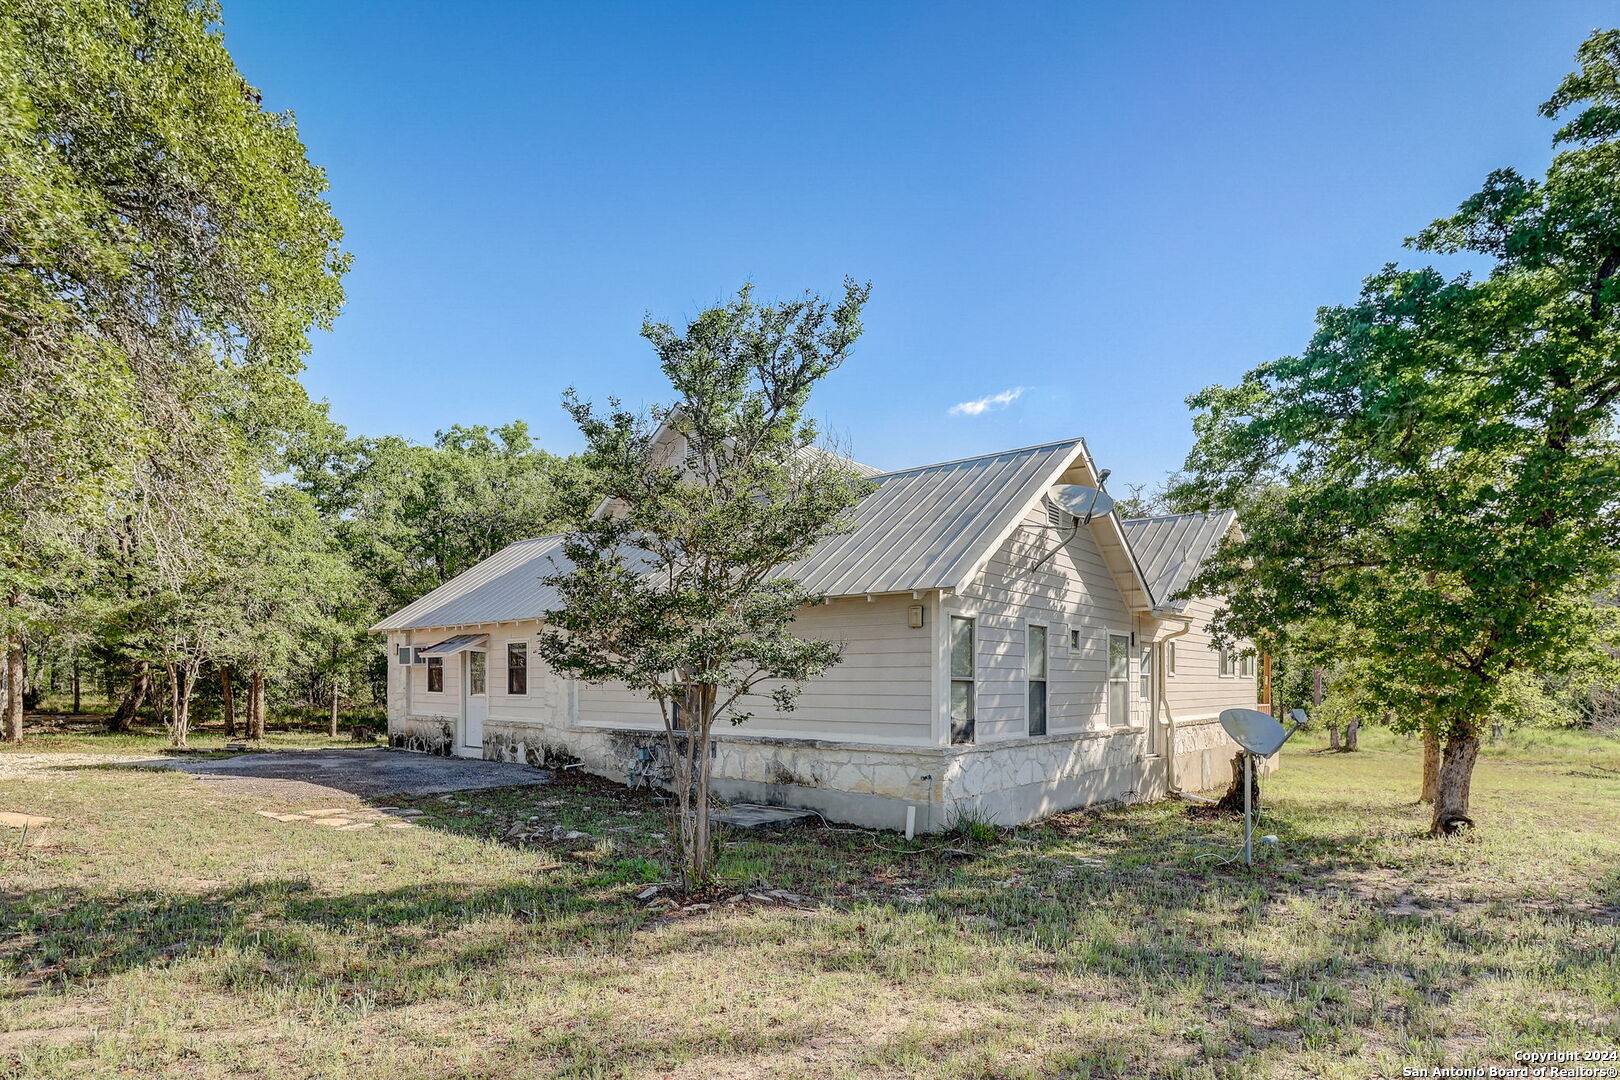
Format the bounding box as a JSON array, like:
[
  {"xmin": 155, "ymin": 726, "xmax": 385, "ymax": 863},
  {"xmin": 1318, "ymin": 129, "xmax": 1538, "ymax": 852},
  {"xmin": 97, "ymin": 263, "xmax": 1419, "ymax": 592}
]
[
  {"xmin": 575, "ymin": 594, "xmax": 935, "ymax": 746},
  {"xmin": 1165, "ymin": 596, "xmax": 1257, "ymax": 718},
  {"xmin": 953, "ymin": 509, "xmax": 1139, "ymax": 744}
]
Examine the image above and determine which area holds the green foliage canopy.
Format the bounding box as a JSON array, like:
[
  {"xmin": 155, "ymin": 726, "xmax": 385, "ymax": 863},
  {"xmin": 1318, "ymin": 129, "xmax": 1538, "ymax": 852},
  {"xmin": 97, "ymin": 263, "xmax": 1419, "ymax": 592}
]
[{"xmin": 1173, "ymin": 32, "xmax": 1620, "ymax": 755}]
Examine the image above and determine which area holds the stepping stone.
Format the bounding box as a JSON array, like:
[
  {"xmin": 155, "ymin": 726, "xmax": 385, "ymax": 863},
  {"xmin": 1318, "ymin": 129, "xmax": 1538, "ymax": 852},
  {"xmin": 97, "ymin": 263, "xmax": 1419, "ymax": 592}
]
[
  {"xmin": 709, "ymin": 803, "xmax": 817, "ymax": 830},
  {"xmin": 303, "ymin": 809, "xmax": 354, "ymax": 818},
  {"xmin": 309, "ymin": 818, "xmax": 351, "ymax": 828},
  {"xmin": 337, "ymin": 822, "xmax": 374, "ymax": 831},
  {"xmin": 271, "ymin": 814, "xmax": 309, "ymax": 822},
  {"xmin": 254, "ymin": 810, "xmax": 280, "ymax": 819},
  {"xmin": 0, "ymin": 812, "xmax": 52, "ymax": 829}
]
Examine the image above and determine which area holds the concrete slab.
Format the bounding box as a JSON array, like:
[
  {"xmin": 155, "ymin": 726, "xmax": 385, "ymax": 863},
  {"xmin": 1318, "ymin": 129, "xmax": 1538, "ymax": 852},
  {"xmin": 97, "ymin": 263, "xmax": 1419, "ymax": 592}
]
[
  {"xmin": 710, "ymin": 803, "xmax": 818, "ymax": 830},
  {"xmin": 132, "ymin": 748, "xmax": 553, "ymax": 801}
]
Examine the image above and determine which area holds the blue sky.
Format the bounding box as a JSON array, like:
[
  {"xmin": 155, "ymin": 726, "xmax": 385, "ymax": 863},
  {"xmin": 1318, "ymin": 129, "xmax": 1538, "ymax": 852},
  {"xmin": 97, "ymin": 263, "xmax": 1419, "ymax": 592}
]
[{"xmin": 226, "ymin": 1, "xmax": 1616, "ymax": 487}]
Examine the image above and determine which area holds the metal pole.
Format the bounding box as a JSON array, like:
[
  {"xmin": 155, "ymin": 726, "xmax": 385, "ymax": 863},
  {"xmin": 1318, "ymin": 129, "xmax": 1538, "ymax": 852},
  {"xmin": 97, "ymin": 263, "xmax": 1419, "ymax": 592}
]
[{"xmin": 1243, "ymin": 752, "xmax": 1254, "ymax": 866}]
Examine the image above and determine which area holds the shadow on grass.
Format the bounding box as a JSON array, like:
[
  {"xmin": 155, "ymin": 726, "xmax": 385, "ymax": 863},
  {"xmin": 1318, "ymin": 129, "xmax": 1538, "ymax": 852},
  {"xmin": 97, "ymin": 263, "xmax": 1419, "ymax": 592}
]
[{"xmin": 0, "ymin": 876, "xmax": 646, "ymax": 996}]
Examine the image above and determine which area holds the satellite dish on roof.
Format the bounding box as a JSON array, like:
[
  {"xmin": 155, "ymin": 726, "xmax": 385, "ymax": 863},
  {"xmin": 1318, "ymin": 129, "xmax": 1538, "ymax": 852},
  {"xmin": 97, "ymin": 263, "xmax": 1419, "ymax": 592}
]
[
  {"xmin": 1218, "ymin": 707, "xmax": 1309, "ymax": 866},
  {"xmin": 1049, "ymin": 484, "xmax": 1115, "ymax": 523}
]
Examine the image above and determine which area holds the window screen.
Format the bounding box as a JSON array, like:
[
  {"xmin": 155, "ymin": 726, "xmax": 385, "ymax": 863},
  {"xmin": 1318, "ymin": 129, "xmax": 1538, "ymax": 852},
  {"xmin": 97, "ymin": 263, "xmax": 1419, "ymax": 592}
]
[
  {"xmin": 507, "ymin": 642, "xmax": 528, "ymax": 695},
  {"xmin": 950, "ymin": 616, "xmax": 975, "ymax": 744},
  {"xmin": 426, "ymin": 656, "xmax": 444, "ymax": 693},
  {"xmin": 1027, "ymin": 625, "xmax": 1047, "ymax": 736},
  {"xmin": 1108, "ymin": 634, "xmax": 1129, "ymax": 726}
]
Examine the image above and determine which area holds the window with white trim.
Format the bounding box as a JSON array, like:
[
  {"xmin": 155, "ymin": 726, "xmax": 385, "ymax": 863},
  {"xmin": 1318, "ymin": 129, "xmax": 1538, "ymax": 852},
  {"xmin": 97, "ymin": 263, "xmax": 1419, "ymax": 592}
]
[
  {"xmin": 1027, "ymin": 624, "xmax": 1047, "ymax": 736},
  {"xmin": 950, "ymin": 616, "xmax": 975, "ymax": 745},
  {"xmin": 1107, "ymin": 633, "xmax": 1130, "ymax": 727},
  {"xmin": 1218, "ymin": 647, "xmax": 1235, "ymax": 678},
  {"xmin": 1239, "ymin": 652, "xmax": 1255, "ymax": 678},
  {"xmin": 426, "ymin": 655, "xmax": 444, "ymax": 693},
  {"xmin": 507, "ymin": 642, "xmax": 528, "ymax": 695},
  {"xmin": 1138, "ymin": 643, "xmax": 1153, "ymax": 701}
]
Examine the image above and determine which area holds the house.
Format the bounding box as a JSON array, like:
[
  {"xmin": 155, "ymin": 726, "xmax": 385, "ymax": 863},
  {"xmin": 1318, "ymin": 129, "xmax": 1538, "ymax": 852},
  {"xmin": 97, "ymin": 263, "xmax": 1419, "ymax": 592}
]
[{"xmin": 370, "ymin": 436, "xmax": 1265, "ymax": 831}]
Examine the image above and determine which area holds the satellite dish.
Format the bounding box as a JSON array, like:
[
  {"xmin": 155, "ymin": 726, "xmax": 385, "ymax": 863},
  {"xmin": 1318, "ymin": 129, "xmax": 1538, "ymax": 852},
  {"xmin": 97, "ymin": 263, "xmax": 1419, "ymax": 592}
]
[
  {"xmin": 1219, "ymin": 708, "xmax": 1298, "ymax": 758},
  {"xmin": 1218, "ymin": 707, "xmax": 1309, "ymax": 867},
  {"xmin": 1049, "ymin": 484, "xmax": 1115, "ymax": 522}
]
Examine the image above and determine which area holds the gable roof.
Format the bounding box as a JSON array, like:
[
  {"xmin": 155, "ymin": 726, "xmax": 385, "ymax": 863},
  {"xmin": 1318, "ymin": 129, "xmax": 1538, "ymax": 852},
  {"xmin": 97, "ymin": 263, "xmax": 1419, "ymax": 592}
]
[
  {"xmin": 784, "ymin": 438, "xmax": 1088, "ymax": 596},
  {"xmin": 371, "ymin": 437, "xmax": 1153, "ymax": 632},
  {"xmin": 1119, "ymin": 509, "xmax": 1236, "ymax": 613}
]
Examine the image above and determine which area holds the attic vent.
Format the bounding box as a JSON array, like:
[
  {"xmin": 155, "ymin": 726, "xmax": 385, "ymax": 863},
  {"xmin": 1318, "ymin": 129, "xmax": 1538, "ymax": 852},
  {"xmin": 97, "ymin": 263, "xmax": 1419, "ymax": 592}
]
[{"xmin": 1045, "ymin": 500, "xmax": 1071, "ymax": 527}]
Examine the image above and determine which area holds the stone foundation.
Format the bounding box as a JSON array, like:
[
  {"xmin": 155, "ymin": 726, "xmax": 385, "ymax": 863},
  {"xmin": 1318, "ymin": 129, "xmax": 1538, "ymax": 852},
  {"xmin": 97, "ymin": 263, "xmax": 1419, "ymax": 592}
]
[
  {"xmin": 383, "ymin": 708, "xmax": 1263, "ymax": 833},
  {"xmin": 389, "ymin": 715, "xmax": 456, "ymax": 757}
]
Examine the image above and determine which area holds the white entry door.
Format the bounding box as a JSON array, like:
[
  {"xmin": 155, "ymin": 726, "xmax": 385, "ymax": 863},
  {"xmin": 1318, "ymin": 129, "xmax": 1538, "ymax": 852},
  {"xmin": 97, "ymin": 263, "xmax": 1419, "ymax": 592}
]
[{"xmin": 461, "ymin": 649, "xmax": 488, "ymax": 754}]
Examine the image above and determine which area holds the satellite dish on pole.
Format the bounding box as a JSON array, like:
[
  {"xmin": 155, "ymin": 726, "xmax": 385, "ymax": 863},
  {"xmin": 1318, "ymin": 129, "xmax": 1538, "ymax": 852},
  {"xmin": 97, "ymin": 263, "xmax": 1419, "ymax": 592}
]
[
  {"xmin": 1049, "ymin": 484, "xmax": 1115, "ymax": 523},
  {"xmin": 1219, "ymin": 707, "xmax": 1309, "ymax": 866}
]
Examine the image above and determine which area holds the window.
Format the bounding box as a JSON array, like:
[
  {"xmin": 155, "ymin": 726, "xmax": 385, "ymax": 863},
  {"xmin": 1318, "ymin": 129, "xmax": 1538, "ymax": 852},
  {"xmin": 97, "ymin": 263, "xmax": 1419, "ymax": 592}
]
[
  {"xmin": 1108, "ymin": 633, "xmax": 1130, "ymax": 727},
  {"xmin": 426, "ymin": 655, "xmax": 444, "ymax": 693},
  {"xmin": 1070, "ymin": 627, "xmax": 1081, "ymax": 650},
  {"xmin": 1139, "ymin": 643, "xmax": 1153, "ymax": 701},
  {"xmin": 1166, "ymin": 641, "xmax": 1177, "ymax": 676},
  {"xmin": 468, "ymin": 651, "xmax": 487, "ymax": 696},
  {"xmin": 950, "ymin": 616, "xmax": 975, "ymax": 744},
  {"xmin": 1027, "ymin": 625, "xmax": 1047, "ymax": 736},
  {"xmin": 1239, "ymin": 652, "xmax": 1256, "ymax": 678},
  {"xmin": 507, "ymin": 642, "xmax": 528, "ymax": 695},
  {"xmin": 397, "ymin": 645, "xmax": 413, "ymax": 666},
  {"xmin": 1218, "ymin": 647, "xmax": 1235, "ymax": 678}
]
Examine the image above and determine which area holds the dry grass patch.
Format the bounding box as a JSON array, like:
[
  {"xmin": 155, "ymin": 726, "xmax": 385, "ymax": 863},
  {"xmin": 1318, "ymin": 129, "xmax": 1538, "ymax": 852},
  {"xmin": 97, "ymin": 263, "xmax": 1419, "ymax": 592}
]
[{"xmin": 0, "ymin": 727, "xmax": 1615, "ymax": 1078}]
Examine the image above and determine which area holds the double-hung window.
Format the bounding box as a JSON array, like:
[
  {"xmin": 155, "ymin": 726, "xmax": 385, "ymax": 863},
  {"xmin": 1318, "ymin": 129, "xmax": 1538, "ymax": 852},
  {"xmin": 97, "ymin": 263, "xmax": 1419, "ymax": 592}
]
[
  {"xmin": 1218, "ymin": 647, "xmax": 1236, "ymax": 677},
  {"xmin": 426, "ymin": 655, "xmax": 444, "ymax": 694},
  {"xmin": 507, "ymin": 642, "xmax": 528, "ymax": 695},
  {"xmin": 950, "ymin": 616, "xmax": 975, "ymax": 744},
  {"xmin": 1139, "ymin": 643, "xmax": 1153, "ymax": 702},
  {"xmin": 1027, "ymin": 625, "xmax": 1047, "ymax": 736},
  {"xmin": 1107, "ymin": 633, "xmax": 1130, "ymax": 727}
]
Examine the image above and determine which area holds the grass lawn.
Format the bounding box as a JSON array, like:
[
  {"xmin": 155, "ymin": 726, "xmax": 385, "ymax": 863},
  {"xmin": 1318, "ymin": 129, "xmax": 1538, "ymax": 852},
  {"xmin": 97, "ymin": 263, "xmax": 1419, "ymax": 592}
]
[{"xmin": 1, "ymin": 724, "xmax": 1616, "ymax": 1079}]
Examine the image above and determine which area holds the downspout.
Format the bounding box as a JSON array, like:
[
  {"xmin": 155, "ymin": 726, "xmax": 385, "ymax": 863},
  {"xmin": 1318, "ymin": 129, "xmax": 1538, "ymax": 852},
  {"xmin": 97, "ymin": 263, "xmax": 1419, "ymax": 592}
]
[{"xmin": 1155, "ymin": 613, "xmax": 1211, "ymax": 802}]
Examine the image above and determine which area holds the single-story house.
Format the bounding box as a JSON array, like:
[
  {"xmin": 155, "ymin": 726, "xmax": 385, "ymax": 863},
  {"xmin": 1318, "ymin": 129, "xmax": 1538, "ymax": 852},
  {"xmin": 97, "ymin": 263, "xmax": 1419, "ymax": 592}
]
[{"xmin": 371, "ymin": 435, "xmax": 1266, "ymax": 831}]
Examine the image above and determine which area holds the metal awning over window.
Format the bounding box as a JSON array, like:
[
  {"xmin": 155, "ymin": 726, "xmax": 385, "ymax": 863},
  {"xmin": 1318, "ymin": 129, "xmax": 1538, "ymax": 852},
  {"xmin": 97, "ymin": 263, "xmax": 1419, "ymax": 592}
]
[{"xmin": 416, "ymin": 634, "xmax": 489, "ymax": 656}]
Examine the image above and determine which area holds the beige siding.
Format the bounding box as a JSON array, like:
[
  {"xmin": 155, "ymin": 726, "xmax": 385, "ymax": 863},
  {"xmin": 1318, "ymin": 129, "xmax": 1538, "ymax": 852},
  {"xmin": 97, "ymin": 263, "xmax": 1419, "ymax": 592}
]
[
  {"xmin": 1162, "ymin": 595, "xmax": 1258, "ymax": 720},
  {"xmin": 575, "ymin": 593, "xmax": 934, "ymax": 746},
  {"xmin": 950, "ymin": 508, "xmax": 1143, "ymax": 744}
]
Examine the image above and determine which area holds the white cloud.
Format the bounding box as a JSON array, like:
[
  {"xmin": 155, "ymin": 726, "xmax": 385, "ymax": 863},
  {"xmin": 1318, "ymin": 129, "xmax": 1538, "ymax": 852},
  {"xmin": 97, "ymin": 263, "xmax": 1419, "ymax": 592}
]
[{"xmin": 948, "ymin": 386, "xmax": 1025, "ymax": 417}]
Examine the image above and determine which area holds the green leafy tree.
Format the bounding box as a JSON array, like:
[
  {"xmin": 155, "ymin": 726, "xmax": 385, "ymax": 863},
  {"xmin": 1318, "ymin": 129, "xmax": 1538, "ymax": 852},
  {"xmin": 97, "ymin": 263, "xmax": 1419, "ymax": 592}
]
[
  {"xmin": 536, "ymin": 283, "xmax": 874, "ymax": 891},
  {"xmin": 1173, "ymin": 31, "xmax": 1620, "ymax": 834},
  {"xmin": 0, "ymin": 0, "xmax": 346, "ymax": 740},
  {"xmin": 295, "ymin": 420, "xmax": 580, "ymax": 615}
]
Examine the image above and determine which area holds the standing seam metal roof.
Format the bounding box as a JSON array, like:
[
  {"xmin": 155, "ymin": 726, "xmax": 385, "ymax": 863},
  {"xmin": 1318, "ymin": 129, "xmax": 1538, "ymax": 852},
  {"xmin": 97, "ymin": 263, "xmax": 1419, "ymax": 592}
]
[
  {"xmin": 372, "ymin": 438, "xmax": 1103, "ymax": 631},
  {"xmin": 1118, "ymin": 510, "xmax": 1236, "ymax": 611}
]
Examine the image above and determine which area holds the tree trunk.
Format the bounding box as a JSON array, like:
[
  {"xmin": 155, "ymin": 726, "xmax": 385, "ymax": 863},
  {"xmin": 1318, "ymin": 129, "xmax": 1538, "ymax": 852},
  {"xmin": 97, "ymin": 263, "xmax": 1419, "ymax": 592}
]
[
  {"xmin": 329, "ymin": 683, "xmax": 339, "ymax": 739},
  {"xmin": 164, "ymin": 662, "xmax": 181, "ymax": 746},
  {"xmin": 1329, "ymin": 725, "xmax": 1339, "ymax": 750},
  {"xmin": 1213, "ymin": 751, "xmax": 1259, "ymax": 815},
  {"xmin": 3, "ymin": 603, "xmax": 22, "ymax": 743},
  {"xmin": 1345, "ymin": 716, "xmax": 1359, "ymax": 751},
  {"xmin": 220, "ymin": 667, "xmax": 235, "ymax": 737},
  {"xmin": 109, "ymin": 664, "xmax": 150, "ymax": 732},
  {"xmin": 1430, "ymin": 731, "xmax": 1481, "ymax": 835},
  {"xmin": 664, "ymin": 683, "xmax": 717, "ymax": 894},
  {"xmin": 1420, "ymin": 728, "xmax": 1441, "ymax": 804},
  {"xmin": 248, "ymin": 670, "xmax": 265, "ymax": 740},
  {"xmin": 71, "ymin": 649, "xmax": 81, "ymax": 715}
]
